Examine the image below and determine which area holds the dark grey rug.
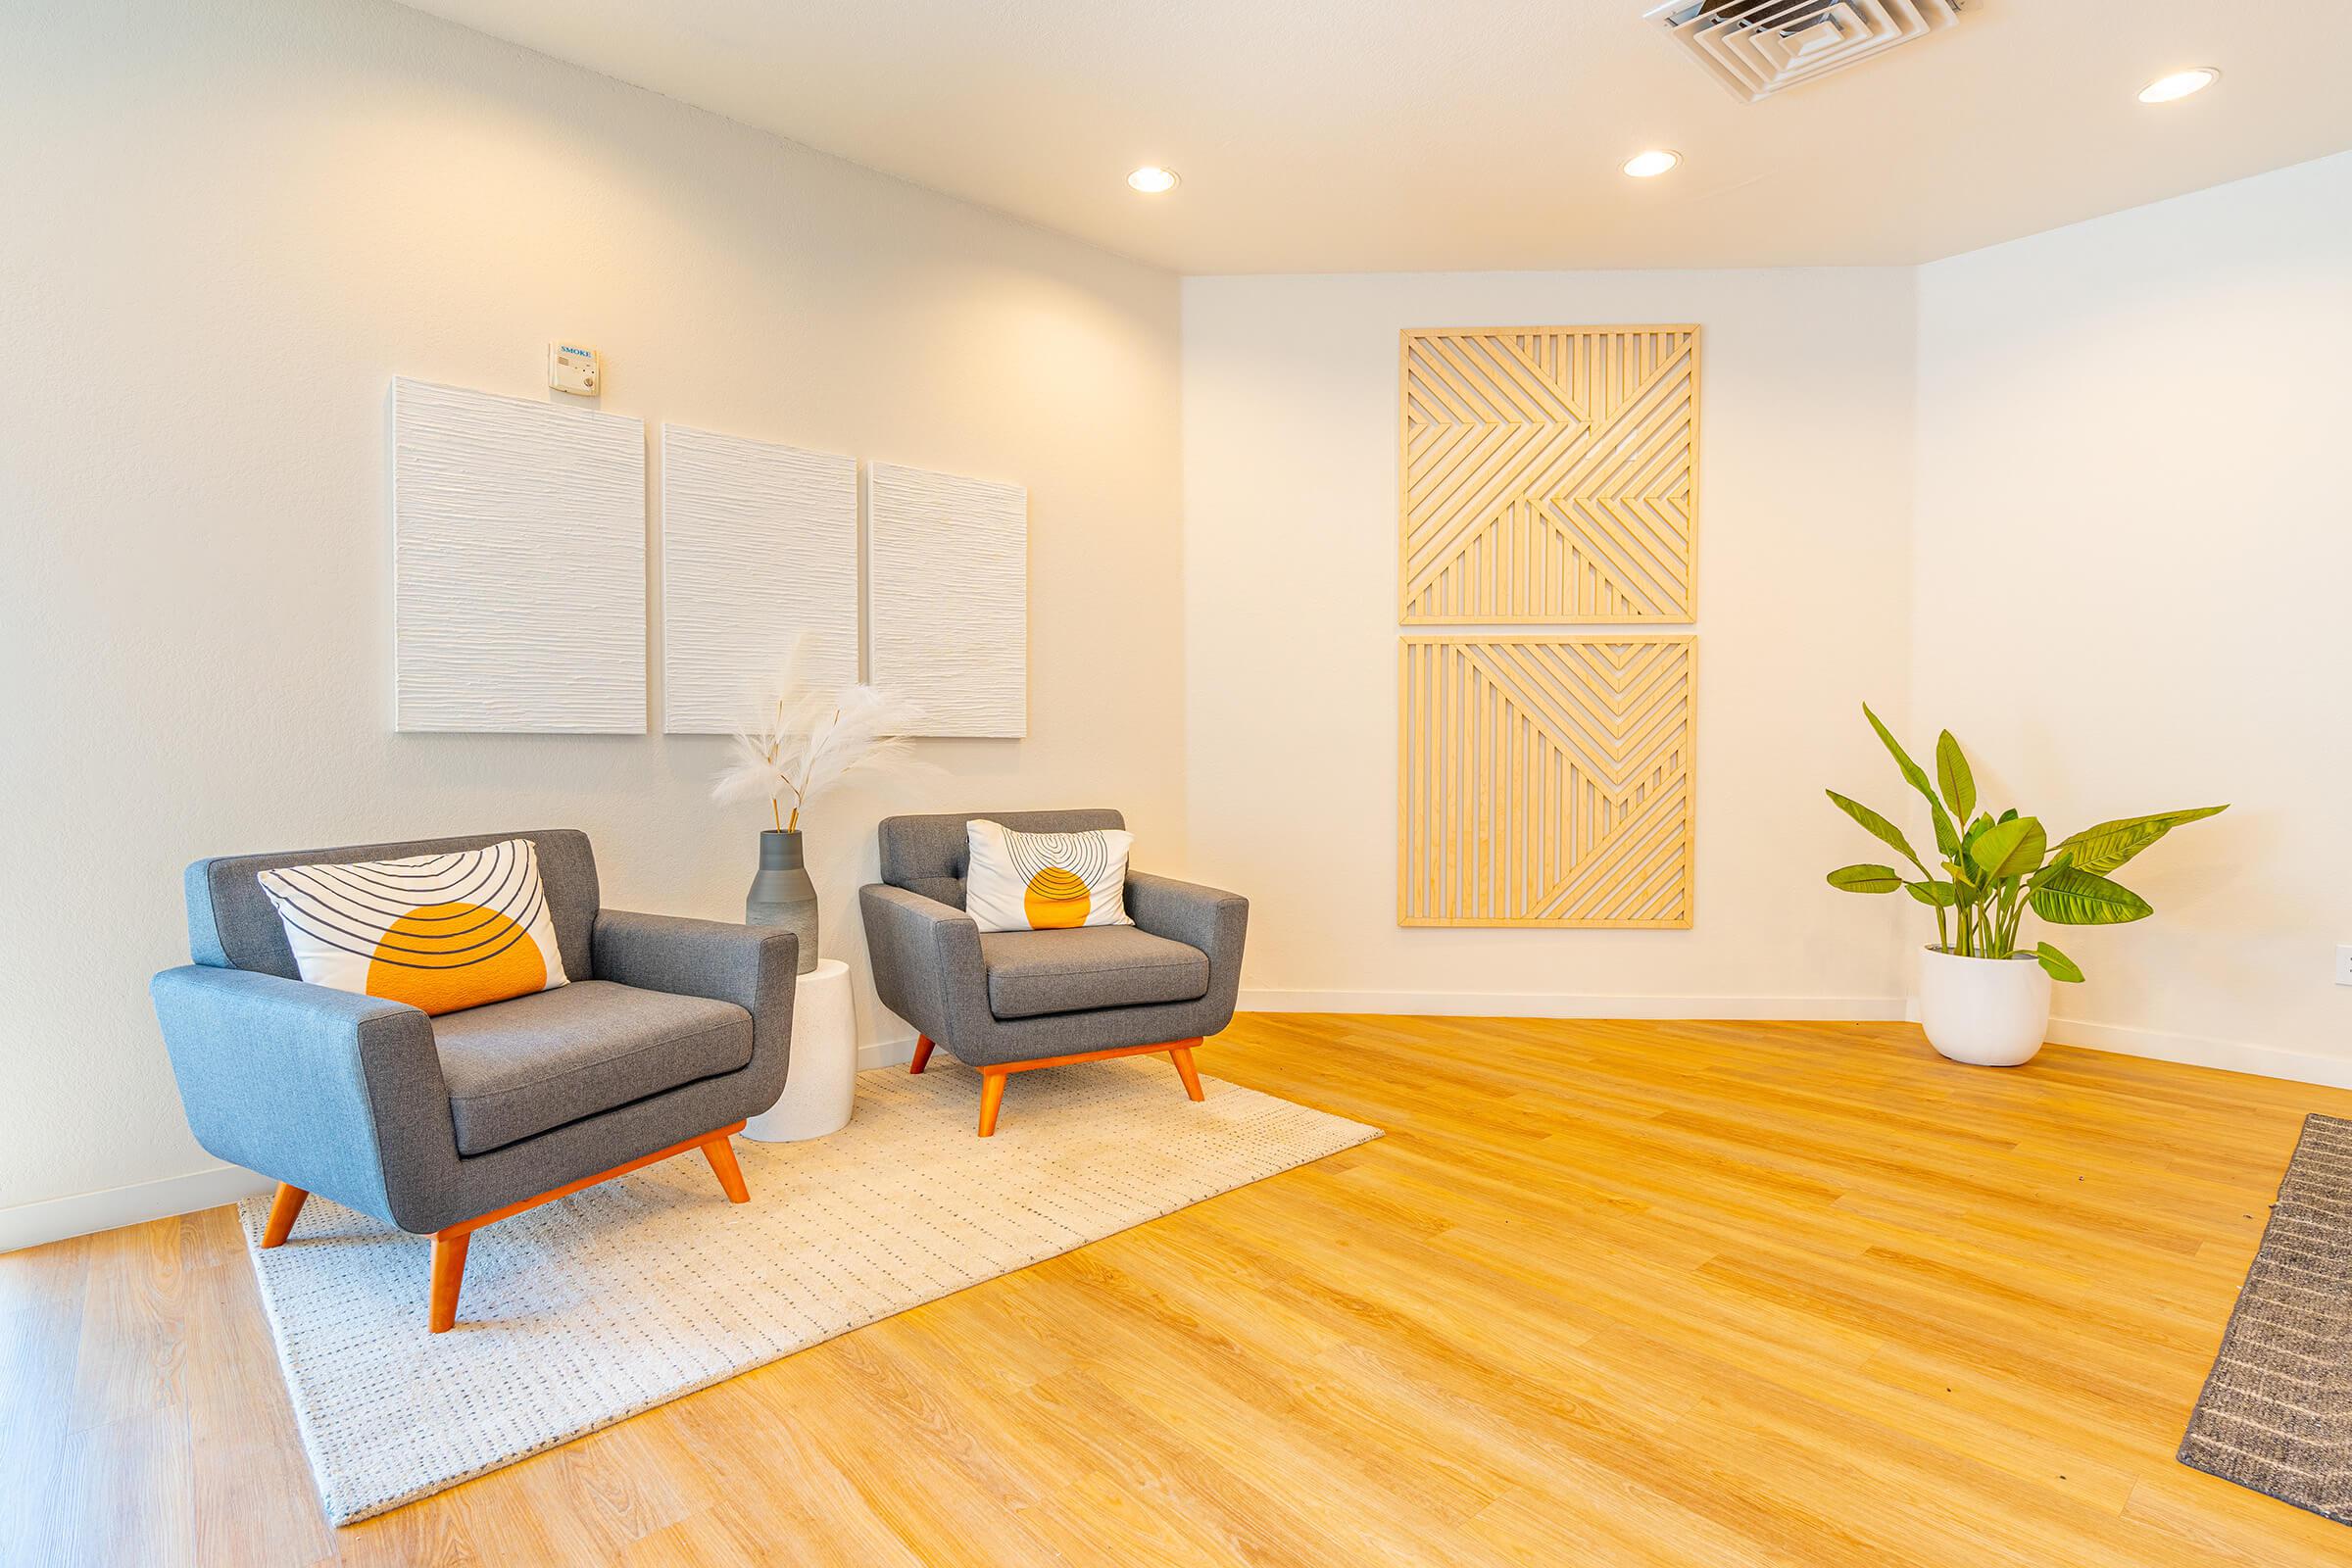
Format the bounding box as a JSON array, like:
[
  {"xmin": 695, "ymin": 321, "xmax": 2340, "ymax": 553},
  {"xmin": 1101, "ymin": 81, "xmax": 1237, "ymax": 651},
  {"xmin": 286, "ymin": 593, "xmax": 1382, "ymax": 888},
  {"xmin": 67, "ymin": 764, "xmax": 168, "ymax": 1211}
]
[{"xmin": 2180, "ymin": 1112, "xmax": 2352, "ymax": 1524}]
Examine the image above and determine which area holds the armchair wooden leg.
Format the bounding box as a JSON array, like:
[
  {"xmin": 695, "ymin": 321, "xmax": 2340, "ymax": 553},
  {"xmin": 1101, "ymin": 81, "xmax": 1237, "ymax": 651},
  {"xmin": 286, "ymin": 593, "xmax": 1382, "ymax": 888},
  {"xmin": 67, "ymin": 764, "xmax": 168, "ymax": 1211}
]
[
  {"xmin": 261, "ymin": 1183, "xmax": 309, "ymax": 1248},
  {"xmin": 417, "ymin": 1119, "xmax": 752, "ymax": 1333},
  {"xmin": 909, "ymin": 1035, "xmax": 935, "ymax": 1074},
  {"xmin": 702, "ymin": 1133, "xmax": 750, "ymax": 1203},
  {"xmin": 965, "ymin": 1038, "xmax": 1210, "ymax": 1136},
  {"xmin": 977, "ymin": 1069, "xmax": 1007, "ymax": 1138},
  {"xmin": 1169, "ymin": 1045, "xmax": 1205, "ymax": 1102},
  {"xmin": 428, "ymin": 1231, "xmax": 469, "ymax": 1334}
]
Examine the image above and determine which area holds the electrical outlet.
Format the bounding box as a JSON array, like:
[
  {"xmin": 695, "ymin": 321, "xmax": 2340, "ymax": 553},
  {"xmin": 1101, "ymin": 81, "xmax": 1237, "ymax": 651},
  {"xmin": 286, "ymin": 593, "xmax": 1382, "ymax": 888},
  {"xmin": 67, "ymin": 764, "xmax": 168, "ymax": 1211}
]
[{"xmin": 2338, "ymin": 945, "xmax": 2352, "ymax": 987}]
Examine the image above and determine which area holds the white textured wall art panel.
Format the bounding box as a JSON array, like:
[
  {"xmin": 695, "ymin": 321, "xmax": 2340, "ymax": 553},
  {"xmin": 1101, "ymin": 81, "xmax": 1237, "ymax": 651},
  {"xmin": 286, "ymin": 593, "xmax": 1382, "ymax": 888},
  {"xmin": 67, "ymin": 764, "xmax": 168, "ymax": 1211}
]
[
  {"xmin": 660, "ymin": 424, "xmax": 858, "ymax": 734},
  {"xmin": 392, "ymin": 378, "xmax": 646, "ymax": 732},
  {"xmin": 867, "ymin": 462, "xmax": 1028, "ymax": 738}
]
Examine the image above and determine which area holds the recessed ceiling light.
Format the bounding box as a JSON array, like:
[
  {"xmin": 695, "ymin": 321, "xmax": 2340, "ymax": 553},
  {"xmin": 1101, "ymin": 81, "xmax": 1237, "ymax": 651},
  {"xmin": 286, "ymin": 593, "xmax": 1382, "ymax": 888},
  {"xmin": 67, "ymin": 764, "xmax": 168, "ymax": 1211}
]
[
  {"xmin": 2137, "ymin": 68, "xmax": 2219, "ymax": 104},
  {"xmin": 1127, "ymin": 166, "xmax": 1179, "ymax": 194},
  {"xmin": 1622, "ymin": 149, "xmax": 1681, "ymax": 179}
]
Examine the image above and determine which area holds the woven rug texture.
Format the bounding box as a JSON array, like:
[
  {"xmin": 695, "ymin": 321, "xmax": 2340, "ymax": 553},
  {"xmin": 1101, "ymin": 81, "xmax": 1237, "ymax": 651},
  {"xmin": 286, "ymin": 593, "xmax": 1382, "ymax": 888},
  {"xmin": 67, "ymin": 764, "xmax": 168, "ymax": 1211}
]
[
  {"xmin": 2180, "ymin": 1111, "xmax": 2352, "ymax": 1525},
  {"xmin": 239, "ymin": 1055, "xmax": 1380, "ymax": 1524}
]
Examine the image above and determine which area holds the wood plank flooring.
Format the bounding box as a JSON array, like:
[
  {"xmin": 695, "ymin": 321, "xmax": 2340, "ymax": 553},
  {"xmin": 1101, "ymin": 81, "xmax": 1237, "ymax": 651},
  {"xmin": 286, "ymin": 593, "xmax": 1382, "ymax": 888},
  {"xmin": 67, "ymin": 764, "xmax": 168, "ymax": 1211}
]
[{"xmin": 8, "ymin": 1015, "xmax": 2352, "ymax": 1566}]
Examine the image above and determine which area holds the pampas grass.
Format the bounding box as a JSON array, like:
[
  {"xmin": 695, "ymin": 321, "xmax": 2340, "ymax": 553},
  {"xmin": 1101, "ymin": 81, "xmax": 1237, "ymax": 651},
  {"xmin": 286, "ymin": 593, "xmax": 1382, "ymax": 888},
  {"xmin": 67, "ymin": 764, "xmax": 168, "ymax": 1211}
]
[{"xmin": 712, "ymin": 636, "xmax": 929, "ymax": 831}]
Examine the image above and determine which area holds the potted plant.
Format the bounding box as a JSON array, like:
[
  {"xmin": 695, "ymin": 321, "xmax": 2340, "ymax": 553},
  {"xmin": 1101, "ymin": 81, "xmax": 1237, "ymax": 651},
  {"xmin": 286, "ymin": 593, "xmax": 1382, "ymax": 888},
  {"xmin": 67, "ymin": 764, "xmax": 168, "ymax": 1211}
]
[
  {"xmin": 712, "ymin": 638, "xmax": 925, "ymax": 973},
  {"xmin": 1825, "ymin": 705, "xmax": 2224, "ymax": 1066}
]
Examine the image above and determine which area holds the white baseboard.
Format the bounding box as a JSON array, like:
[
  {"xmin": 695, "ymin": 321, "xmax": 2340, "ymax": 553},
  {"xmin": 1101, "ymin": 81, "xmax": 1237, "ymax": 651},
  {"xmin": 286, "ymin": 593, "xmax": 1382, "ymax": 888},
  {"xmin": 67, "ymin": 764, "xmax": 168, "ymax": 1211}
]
[
  {"xmin": 0, "ymin": 1163, "xmax": 271, "ymax": 1255},
  {"xmin": 1238, "ymin": 989, "xmax": 1909, "ymax": 1021},
  {"xmin": 2042, "ymin": 1015, "xmax": 2352, "ymax": 1091},
  {"xmin": 1892, "ymin": 997, "xmax": 2352, "ymax": 1089},
  {"xmin": 858, "ymin": 1033, "xmax": 917, "ymax": 1071}
]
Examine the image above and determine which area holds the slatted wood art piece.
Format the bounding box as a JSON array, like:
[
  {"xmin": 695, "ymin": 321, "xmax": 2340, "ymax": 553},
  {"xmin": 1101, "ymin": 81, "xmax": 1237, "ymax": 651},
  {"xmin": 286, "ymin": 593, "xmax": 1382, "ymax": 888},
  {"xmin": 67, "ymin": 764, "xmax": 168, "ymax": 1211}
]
[
  {"xmin": 1399, "ymin": 326, "xmax": 1698, "ymax": 623},
  {"xmin": 1399, "ymin": 636, "xmax": 1694, "ymax": 927}
]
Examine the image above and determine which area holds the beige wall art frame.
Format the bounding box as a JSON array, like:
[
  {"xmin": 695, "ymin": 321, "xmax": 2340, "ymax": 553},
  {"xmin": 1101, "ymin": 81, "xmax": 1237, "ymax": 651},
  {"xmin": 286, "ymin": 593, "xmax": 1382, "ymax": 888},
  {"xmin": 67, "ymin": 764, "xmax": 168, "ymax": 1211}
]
[
  {"xmin": 1399, "ymin": 326, "xmax": 1699, "ymax": 623},
  {"xmin": 1399, "ymin": 636, "xmax": 1695, "ymax": 928}
]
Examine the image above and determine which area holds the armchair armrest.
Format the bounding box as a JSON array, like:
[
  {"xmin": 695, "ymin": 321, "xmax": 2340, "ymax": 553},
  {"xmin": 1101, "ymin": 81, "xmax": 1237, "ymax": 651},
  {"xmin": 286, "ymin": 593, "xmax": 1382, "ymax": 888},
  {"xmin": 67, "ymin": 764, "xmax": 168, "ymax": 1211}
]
[
  {"xmin": 1126, "ymin": 872, "xmax": 1249, "ymax": 971},
  {"xmin": 858, "ymin": 883, "xmax": 991, "ymax": 1049},
  {"xmin": 149, "ymin": 965, "xmax": 444, "ymax": 1227},
  {"xmin": 591, "ymin": 910, "xmax": 799, "ymax": 1079}
]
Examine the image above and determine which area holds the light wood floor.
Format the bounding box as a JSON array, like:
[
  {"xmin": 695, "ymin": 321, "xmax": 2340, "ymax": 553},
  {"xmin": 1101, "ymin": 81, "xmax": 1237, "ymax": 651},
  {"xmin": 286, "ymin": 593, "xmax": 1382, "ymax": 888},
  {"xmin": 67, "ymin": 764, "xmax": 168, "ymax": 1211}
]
[{"xmin": 10, "ymin": 1014, "xmax": 2352, "ymax": 1566}]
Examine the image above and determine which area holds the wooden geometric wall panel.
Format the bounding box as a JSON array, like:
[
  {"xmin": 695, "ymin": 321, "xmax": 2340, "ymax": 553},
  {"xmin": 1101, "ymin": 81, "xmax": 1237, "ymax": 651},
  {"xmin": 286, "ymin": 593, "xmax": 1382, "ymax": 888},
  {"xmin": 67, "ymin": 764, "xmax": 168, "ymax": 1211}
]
[
  {"xmin": 392, "ymin": 378, "xmax": 645, "ymax": 733},
  {"xmin": 659, "ymin": 424, "xmax": 858, "ymax": 734},
  {"xmin": 1399, "ymin": 326, "xmax": 1698, "ymax": 623},
  {"xmin": 867, "ymin": 462, "xmax": 1028, "ymax": 738},
  {"xmin": 1399, "ymin": 636, "xmax": 1694, "ymax": 927}
]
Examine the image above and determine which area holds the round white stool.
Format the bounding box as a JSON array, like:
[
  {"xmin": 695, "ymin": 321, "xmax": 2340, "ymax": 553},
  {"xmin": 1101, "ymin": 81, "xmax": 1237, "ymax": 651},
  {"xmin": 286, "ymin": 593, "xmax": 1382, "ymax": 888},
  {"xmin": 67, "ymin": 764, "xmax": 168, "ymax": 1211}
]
[{"xmin": 743, "ymin": 958, "xmax": 856, "ymax": 1142}]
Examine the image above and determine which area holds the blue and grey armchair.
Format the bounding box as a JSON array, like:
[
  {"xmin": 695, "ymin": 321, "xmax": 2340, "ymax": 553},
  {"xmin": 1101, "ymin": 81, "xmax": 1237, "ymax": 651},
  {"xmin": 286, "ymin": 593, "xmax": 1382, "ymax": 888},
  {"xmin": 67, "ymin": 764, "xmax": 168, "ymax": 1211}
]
[
  {"xmin": 150, "ymin": 829, "xmax": 797, "ymax": 1332},
  {"xmin": 858, "ymin": 809, "xmax": 1249, "ymax": 1136}
]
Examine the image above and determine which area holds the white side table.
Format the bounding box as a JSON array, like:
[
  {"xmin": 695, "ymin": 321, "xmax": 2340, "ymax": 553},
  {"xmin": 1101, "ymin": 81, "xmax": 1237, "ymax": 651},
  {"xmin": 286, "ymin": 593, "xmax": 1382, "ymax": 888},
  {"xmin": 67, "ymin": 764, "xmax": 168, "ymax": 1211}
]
[{"xmin": 743, "ymin": 958, "xmax": 857, "ymax": 1142}]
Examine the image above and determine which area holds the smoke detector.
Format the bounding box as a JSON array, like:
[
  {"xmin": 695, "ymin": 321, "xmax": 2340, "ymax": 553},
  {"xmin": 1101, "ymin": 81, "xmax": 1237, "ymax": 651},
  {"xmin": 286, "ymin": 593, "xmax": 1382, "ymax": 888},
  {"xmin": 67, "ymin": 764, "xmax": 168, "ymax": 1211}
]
[{"xmin": 1647, "ymin": 0, "xmax": 1970, "ymax": 104}]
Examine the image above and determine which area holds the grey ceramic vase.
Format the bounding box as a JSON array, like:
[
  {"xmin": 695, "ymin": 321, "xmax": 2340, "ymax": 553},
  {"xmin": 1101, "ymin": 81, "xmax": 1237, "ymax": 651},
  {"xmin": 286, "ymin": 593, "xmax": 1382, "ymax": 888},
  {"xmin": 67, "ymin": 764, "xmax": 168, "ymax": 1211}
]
[{"xmin": 746, "ymin": 828, "xmax": 819, "ymax": 975}]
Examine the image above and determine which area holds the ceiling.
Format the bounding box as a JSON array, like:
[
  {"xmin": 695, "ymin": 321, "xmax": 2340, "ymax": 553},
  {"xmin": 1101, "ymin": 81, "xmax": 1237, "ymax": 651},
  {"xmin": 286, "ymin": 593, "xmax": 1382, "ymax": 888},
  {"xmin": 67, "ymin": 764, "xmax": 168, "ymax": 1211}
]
[{"xmin": 397, "ymin": 0, "xmax": 2352, "ymax": 274}]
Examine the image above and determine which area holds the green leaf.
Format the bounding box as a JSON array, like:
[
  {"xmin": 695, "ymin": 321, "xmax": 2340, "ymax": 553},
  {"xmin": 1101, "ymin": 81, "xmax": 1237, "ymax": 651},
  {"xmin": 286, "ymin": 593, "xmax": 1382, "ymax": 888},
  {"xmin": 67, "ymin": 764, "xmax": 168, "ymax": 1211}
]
[
  {"xmin": 1905, "ymin": 879, "xmax": 1957, "ymax": 907},
  {"xmin": 1863, "ymin": 705, "xmax": 1958, "ymax": 856},
  {"xmin": 2030, "ymin": 867, "xmax": 2154, "ymax": 925},
  {"xmin": 1936, "ymin": 731, "xmax": 1976, "ymax": 821},
  {"xmin": 1967, "ymin": 815, "xmax": 2047, "ymax": 881},
  {"xmin": 2052, "ymin": 806, "xmax": 2228, "ymax": 876},
  {"xmin": 1862, "ymin": 704, "xmax": 1930, "ymax": 792},
  {"xmin": 1998, "ymin": 808, "xmax": 2018, "ymax": 824},
  {"xmin": 2034, "ymin": 941, "xmax": 2084, "ymax": 983},
  {"xmin": 1828, "ymin": 863, "xmax": 1904, "ymax": 894},
  {"xmin": 1931, "ymin": 803, "xmax": 1960, "ymax": 858},
  {"xmin": 2028, "ymin": 848, "xmax": 2074, "ymax": 889},
  {"xmin": 1827, "ymin": 790, "xmax": 1922, "ymax": 871},
  {"xmin": 1960, "ymin": 816, "xmax": 1991, "ymax": 859}
]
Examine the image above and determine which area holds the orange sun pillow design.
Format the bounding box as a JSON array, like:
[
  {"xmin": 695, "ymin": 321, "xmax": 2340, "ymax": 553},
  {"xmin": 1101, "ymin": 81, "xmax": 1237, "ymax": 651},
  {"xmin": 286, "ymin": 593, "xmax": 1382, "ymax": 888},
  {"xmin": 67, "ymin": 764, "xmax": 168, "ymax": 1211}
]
[
  {"xmin": 962, "ymin": 820, "xmax": 1135, "ymax": 934},
  {"xmin": 257, "ymin": 838, "xmax": 570, "ymax": 1016}
]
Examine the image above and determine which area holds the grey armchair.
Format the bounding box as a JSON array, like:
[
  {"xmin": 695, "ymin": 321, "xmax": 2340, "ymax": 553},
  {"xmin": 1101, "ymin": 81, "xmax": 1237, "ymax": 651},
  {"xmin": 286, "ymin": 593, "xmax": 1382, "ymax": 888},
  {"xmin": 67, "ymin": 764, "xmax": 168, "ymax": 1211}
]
[
  {"xmin": 858, "ymin": 809, "xmax": 1249, "ymax": 1136},
  {"xmin": 150, "ymin": 829, "xmax": 796, "ymax": 1332}
]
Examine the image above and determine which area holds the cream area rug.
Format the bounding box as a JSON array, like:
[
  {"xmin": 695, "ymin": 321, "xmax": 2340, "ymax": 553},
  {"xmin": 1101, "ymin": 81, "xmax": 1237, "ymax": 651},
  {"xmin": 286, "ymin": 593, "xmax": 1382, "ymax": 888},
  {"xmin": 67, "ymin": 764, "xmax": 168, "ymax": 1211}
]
[{"xmin": 238, "ymin": 1055, "xmax": 1380, "ymax": 1526}]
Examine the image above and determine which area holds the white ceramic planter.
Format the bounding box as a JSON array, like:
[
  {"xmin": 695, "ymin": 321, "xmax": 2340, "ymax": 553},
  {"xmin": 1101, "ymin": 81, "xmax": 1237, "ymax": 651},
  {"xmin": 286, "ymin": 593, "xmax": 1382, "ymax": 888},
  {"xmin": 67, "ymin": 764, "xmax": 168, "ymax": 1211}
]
[{"xmin": 1917, "ymin": 946, "xmax": 2051, "ymax": 1067}]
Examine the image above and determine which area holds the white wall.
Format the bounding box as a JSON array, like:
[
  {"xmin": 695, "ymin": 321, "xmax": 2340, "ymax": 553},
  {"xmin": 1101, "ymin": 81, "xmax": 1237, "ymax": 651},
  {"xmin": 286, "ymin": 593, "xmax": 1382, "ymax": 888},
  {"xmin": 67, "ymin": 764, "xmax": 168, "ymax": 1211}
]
[
  {"xmin": 1182, "ymin": 270, "xmax": 1919, "ymax": 1016},
  {"xmin": 0, "ymin": 0, "xmax": 1184, "ymax": 1244},
  {"xmin": 10, "ymin": 3, "xmax": 2346, "ymax": 1252},
  {"xmin": 1914, "ymin": 150, "xmax": 2352, "ymax": 1083},
  {"xmin": 1176, "ymin": 154, "xmax": 2352, "ymax": 1075}
]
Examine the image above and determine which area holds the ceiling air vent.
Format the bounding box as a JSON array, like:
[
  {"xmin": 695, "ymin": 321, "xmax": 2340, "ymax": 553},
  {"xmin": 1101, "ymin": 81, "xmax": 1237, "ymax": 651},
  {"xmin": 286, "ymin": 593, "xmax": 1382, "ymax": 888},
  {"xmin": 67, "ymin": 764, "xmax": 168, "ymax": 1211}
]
[{"xmin": 1646, "ymin": 0, "xmax": 1969, "ymax": 103}]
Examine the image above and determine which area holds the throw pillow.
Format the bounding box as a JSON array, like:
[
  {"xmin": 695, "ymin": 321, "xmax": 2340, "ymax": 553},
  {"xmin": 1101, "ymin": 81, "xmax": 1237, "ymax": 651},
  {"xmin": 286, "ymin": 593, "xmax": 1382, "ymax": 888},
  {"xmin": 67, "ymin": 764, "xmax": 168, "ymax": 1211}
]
[
  {"xmin": 257, "ymin": 837, "xmax": 570, "ymax": 1015},
  {"xmin": 963, "ymin": 819, "xmax": 1135, "ymax": 933}
]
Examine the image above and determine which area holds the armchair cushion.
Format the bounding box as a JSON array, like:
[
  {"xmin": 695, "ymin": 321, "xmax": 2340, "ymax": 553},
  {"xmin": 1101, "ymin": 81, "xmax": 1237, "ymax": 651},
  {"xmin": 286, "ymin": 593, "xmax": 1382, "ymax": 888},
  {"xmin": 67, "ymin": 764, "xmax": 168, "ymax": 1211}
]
[
  {"xmin": 876, "ymin": 808, "xmax": 1128, "ymax": 909},
  {"xmin": 186, "ymin": 828, "xmax": 601, "ymax": 985},
  {"xmin": 432, "ymin": 981, "xmax": 753, "ymax": 1155},
  {"xmin": 980, "ymin": 927, "xmax": 1209, "ymax": 1020},
  {"xmin": 256, "ymin": 837, "xmax": 571, "ymax": 1016},
  {"xmin": 963, "ymin": 820, "xmax": 1135, "ymax": 932}
]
